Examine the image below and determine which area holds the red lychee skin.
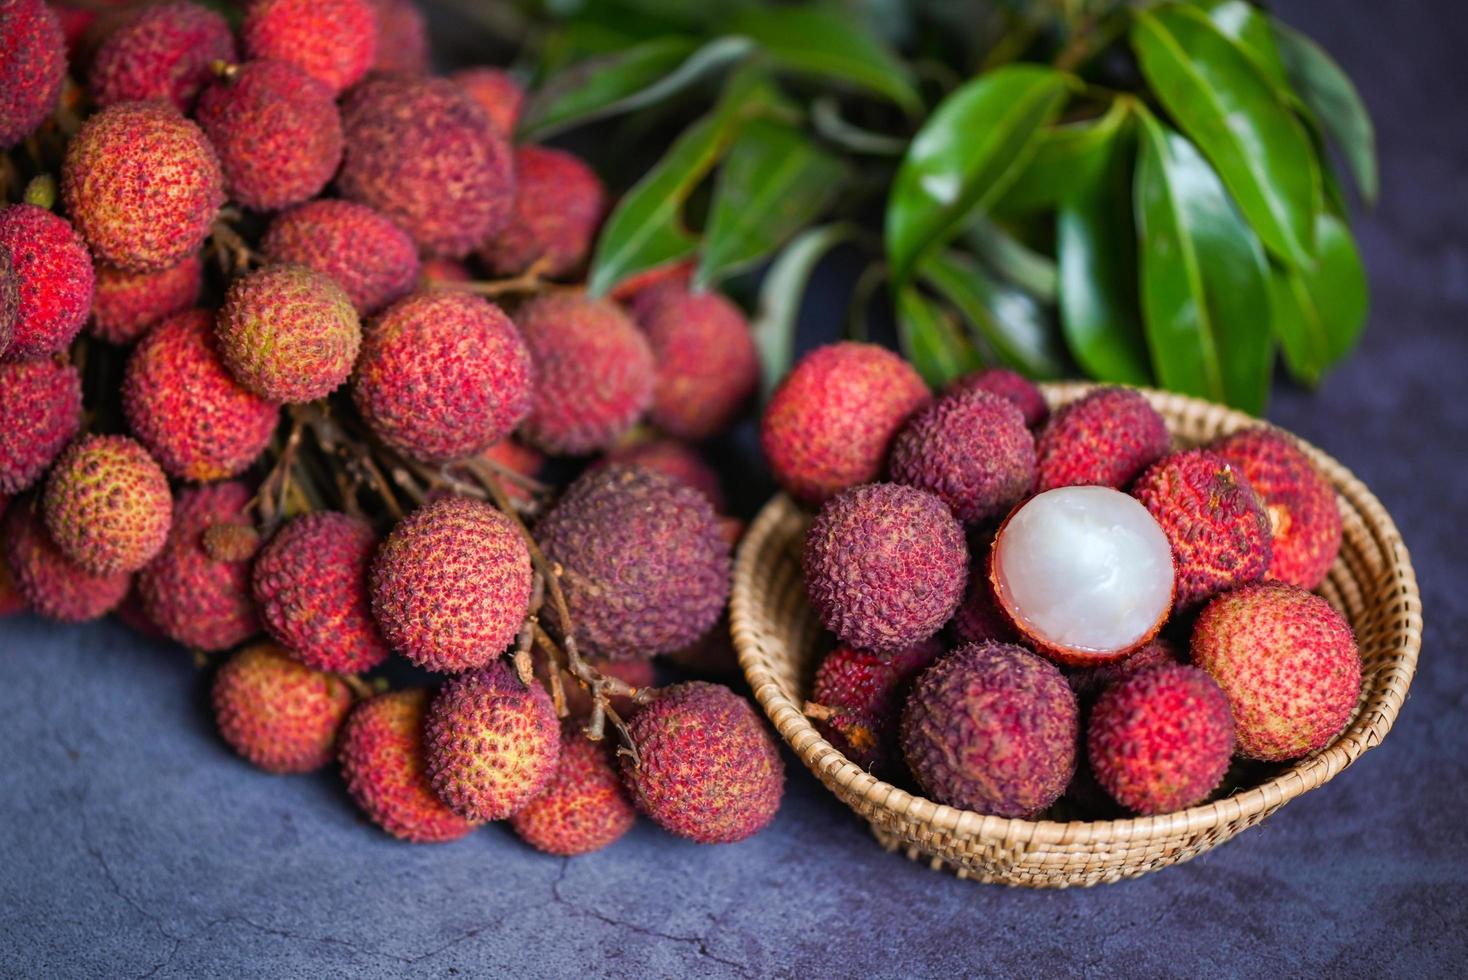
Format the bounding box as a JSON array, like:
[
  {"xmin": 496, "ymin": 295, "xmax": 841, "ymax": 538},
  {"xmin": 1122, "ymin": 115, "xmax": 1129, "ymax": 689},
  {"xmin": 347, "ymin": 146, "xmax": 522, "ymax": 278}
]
[
  {"xmin": 3, "ymin": 494, "xmax": 130, "ymax": 621},
  {"xmin": 1035, "ymin": 387, "xmax": 1171, "ymax": 492},
  {"xmin": 480, "ymin": 146, "xmax": 604, "ymax": 278},
  {"xmin": 889, "ymin": 386, "xmax": 1036, "ymax": 526},
  {"xmin": 808, "ymin": 639, "xmax": 943, "ymax": 771},
  {"xmin": 1067, "ymin": 637, "xmax": 1181, "ymax": 702},
  {"xmin": 601, "ymin": 437, "xmax": 726, "ymax": 513},
  {"xmin": 539, "ymin": 657, "xmax": 654, "ymax": 719},
  {"xmin": 620, "ymin": 681, "xmax": 784, "ymax": 845},
  {"xmin": 87, "ymin": 2, "xmax": 235, "ymax": 112},
  {"xmin": 511, "ymin": 721, "xmax": 637, "ymax": 856},
  {"xmin": 211, "ymin": 642, "xmax": 354, "ymax": 774},
  {"xmin": 137, "ymin": 480, "xmax": 260, "ymax": 651},
  {"xmin": 352, "ymin": 291, "xmax": 531, "ymax": 463},
  {"xmin": 338, "ymin": 689, "xmax": 483, "ymax": 843},
  {"xmin": 1, "ymin": 243, "xmax": 16, "ymax": 355},
  {"xmin": 803, "ymin": 483, "xmax": 968, "ymax": 654},
  {"xmin": 1209, "ymin": 427, "xmax": 1343, "ymax": 591},
  {"xmin": 195, "ymin": 59, "xmax": 343, "ymax": 213},
  {"xmin": 949, "ymin": 542, "xmax": 1017, "ymax": 647},
  {"xmin": 902, "ymin": 641, "xmax": 1078, "ymax": 818},
  {"xmin": 1132, "ymin": 449, "xmax": 1272, "ymax": 609},
  {"xmin": 0, "ymin": 356, "xmax": 82, "ymax": 494},
  {"xmin": 366, "ymin": 0, "xmax": 429, "ymax": 75},
  {"xmin": 1192, "ymin": 583, "xmax": 1361, "ymax": 762},
  {"xmin": 261, "ymin": 200, "xmax": 420, "ymax": 318},
  {"xmin": 0, "ymin": 0, "xmax": 65, "ymax": 149},
  {"xmin": 62, "ymin": 101, "xmax": 224, "ymax": 273},
  {"xmin": 240, "ymin": 0, "xmax": 377, "ymax": 96},
  {"xmin": 201, "ymin": 521, "xmax": 260, "ymax": 563},
  {"xmin": 217, "ymin": 264, "xmax": 361, "ymax": 404},
  {"xmin": 948, "ymin": 368, "xmax": 1049, "ymax": 429},
  {"xmin": 123, "ymin": 309, "xmax": 280, "ymax": 482},
  {"xmin": 0, "ymin": 204, "xmax": 95, "ymax": 361},
  {"xmin": 762, "ymin": 342, "xmax": 931, "ymax": 506},
  {"xmin": 536, "ymin": 466, "xmax": 731, "ymax": 660},
  {"xmin": 420, "ymin": 257, "xmax": 471, "ymax": 286},
  {"xmin": 0, "ymin": 495, "xmax": 25, "ymax": 616},
  {"xmin": 425, "ymin": 660, "xmax": 561, "ymax": 822},
  {"xmin": 665, "ymin": 616, "xmax": 741, "ymax": 678},
  {"xmin": 471, "ymin": 437, "xmax": 544, "ymax": 507},
  {"xmin": 370, "ymin": 496, "xmax": 533, "ymax": 673},
  {"xmin": 113, "ymin": 582, "xmax": 165, "ymax": 638},
  {"xmin": 89, "ymin": 254, "xmax": 202, "ymax": 345},
  {"xmin": 252, "ymin": 512, "xmax": 391, "ymax": 675},
  {"xmin": 43, "ymin": 434, "xmax": 172, "ymax": 574},
  {"xmin": 339, "ymin": 74, "xmax": 514, "ymax": 258},
  {"xmin": 451, "ymin": 66, "xmax": 523, "ymax": 137},
  {"xmin": 609, "ymin": 260, "xmax": 694, "ymax": 305},
  {"xmin": 516, "ymin": 291, "xmax": 656, "ymax": 456}
]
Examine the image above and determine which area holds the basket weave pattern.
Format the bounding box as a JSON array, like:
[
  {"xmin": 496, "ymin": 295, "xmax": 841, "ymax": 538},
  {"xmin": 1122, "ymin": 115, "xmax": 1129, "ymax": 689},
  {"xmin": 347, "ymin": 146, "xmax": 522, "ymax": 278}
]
[{"xmin": 730, "ymin": 384, "xmax": 1422, "ymax": 887}]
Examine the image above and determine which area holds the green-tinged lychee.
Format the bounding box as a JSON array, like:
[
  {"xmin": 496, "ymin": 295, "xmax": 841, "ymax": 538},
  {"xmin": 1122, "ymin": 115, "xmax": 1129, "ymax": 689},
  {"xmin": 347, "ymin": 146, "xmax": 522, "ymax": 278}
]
[
  {"xmin": 948, "ymin": 367, "xmax": 1049, "ymax": 428},
  {"xmin": 261, "ymin": 200, "xmax": 419, "ymax": 317},
  {"xmin": 0, "ymin": 0, "xmax": 66, "ymax": 149},
  {"xmin": 451, "ymin": 66, "xmax": 523, "ymax": 136},
  {"xmin": 87, "ymin": 1, "xmax": 235, "ymax": 111},
  {"xmin": 89, "ymin": 254, "xmax": 202, "ymax": 345},
  {"xmin": 807, "ymin": 639, "xmax": 943, "ymax": 771},
  {"xmin": 211, "ymin": 642, "xmax": 354, "ymax": 773},
  {"xmin": 480, "ymin": 145, "xmax": 604, "ymax": 278},
  {"xmin": 0, "ymin": 204, "xmax": 95, "ymax": 361},
  {"xmin": 1035, "ymin": 387, "xmax": 1171, "ymax": 492},
  {"xmin": 2, "ymin": 495, "xmax": 130, "ymax": 622},
  {"xmin": 42, "ymin": 434, "xmax": 172, "ymax": 574},
  {"xmin": 0, "ymin": 356, "xmax": 82, "ymax": 494},
  {"xmin": 511, "ymin": 721, "xmax": 637, "ymax": 856},
  {"xmin": 600, "ymin": 437, "xmax": 726, "ymax": 512},
  {"xmin": 239, "ymin": 0, "xmax": 377, "ymax": 96}
]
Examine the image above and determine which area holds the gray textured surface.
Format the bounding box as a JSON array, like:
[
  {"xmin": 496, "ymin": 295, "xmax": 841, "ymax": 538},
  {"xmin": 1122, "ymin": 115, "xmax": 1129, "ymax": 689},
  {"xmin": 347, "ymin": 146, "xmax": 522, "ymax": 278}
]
[{"xmin": 3, "ymin": 1, "xmax": 1467, "ymax": 977}]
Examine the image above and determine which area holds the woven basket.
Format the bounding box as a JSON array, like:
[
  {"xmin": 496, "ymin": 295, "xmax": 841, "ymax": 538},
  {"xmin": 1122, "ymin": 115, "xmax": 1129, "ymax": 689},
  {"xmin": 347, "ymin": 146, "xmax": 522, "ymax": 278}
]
[{"xmin": 730, "ymin": 383, "xmax": 1422, "ymax": 887}]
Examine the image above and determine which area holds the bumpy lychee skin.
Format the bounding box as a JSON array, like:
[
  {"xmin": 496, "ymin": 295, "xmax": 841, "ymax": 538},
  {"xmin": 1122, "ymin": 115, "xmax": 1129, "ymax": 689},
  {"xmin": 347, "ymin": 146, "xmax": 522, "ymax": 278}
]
[
  {"xmin": 949, "ymin": 368, "xmax": 1049, "ymax": 429},
  {"xmin": 1132, "ymin": 449, "xmax": 1272, "ymax": 609},
  {"xmin": 803, "ymin": 483, "xmax": 968, "ymax": 653},
  {"xmin": 42, "ymin": 434, "xmax": 172, "ymax": 574},
  {"xmin": 1209, "ymin": 427, "xmax": 1343, "ymax": 590},
  {"xmin": 1067, "ymin": 637, "xmax": 1181, "ymax": 702},
  {"xmin": 902, "ymin": 642, "xmax": 1079, "ymax": 817},
  {"xmin": 0, "ymin": 0, "xmax": 65, "ymax": 149},
  {"xmin": 0, "ymin": 204, "xmax": 95, "ymax": 361},
  {"xmin": 1088, "ymin": 664, "xmax": 1235, "ymax": 815},
  {"xmin": 370, "ymin": 496, "xmax": 532, "ymax": 673},
  {"xmin": 0, "ymin": 357, "xmax": 82, "ymax": 494},
  {"xmin": 451, "ymin": 66, "xmax": 523, "ymax": 136},
  {"xmin": 87, "ymin": 1, "xmax": 235, "ymax": 111},
  {"xmin": 212, "ymin": 642, "xmax": 354, "ymax": 774},
  {"xmin": 949, "ymin": 543, "xmax": 1016, "ymax": 647},
  {"xmin": 352, "ymin": 291, "xmax": 531, "ymax": 462},
  {"xmin": 762, "ymin": 342, "xmax": 930, "ymax": 505},
  {"xmin": 808, "ymin": 640, "xmax": 943, "ymax": 771},
  {"xmin": 89, "ymin": 254, "xmax": 202, "ymax": 345},
  {"xmin": 261, "ymin": 201, "xmax": 419, "ymax": 317},
  {"xmin": 338, "ymin": 690, "xmax": 482, "ymax": 843},
  {"xmin": 602, "ymin": 437, "xmax": 726, "ymax": 512},
  {"xmin": 123, "ymin": 309, "xmax": 279, "ymax": 482},
  {"xmin": 0, "ymin": 243, "xmax": 15, "ymax": 356},
  {"xmin": 2, "ymin": 495, "xmax": 130, "ymax": 621},
  {"xmin": 516, "ymin": 291, "xmax": 656, "ymax": 455},
  {"xmin": 195, "ymin": 59, "xmax": 343, "ymax": 212},
  {"xmin": 366, "ymin": 0, "xmax": 429, "ymax": 75},
  {"xmin": 137, "ymin": 481, "xmax": 260, "ymax": 651},
  {"xmin": 201, "ymin": 521, "xmax": 260, "ymax": 563},
  {"xmin": 1192, "ymin": 583, "xmax": 1361, "ymax": 762},
  {"xmin": 425, "ymin": 661, "xmax": 561, "ymax": 822},
  {"xmin": 477, "ymin": 437, "xmax": 544, "ymax": 506},
  {"xmin": 511, "ymin": 721, "xmax": 638, "ymax": 856},
  {"xmin": 339, "ymin": 74, "xmax": 514, "ymax": 258},
  {"xmin": 217, "ymin": 264, "xmax": 361, "ymax": 403},
  {"xmin": 536, "ymin": 466, "xmax": 731, "ymax": 660},
  {"xmin": 253, "ymin": 512, "xmax": 390, "ymax": 675},
  {"xmin": 481, "ymin": 145, "xmax": 604, "ymax": 278},
  {"xmin": 1035, "ymin": 387, "xmax": 1171, "ymax": 492},
  {"xmin": 240, "ymin": 0, "xmax": 377, "ymax": 96}
]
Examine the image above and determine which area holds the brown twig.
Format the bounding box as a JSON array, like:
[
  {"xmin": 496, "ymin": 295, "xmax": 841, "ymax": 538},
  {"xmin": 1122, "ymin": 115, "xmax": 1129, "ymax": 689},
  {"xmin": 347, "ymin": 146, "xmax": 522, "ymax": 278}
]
[
  {"xmin": 434, "ymin": 255, "xmax": 556, "ymax": 298},
  {"xmin": 251, "ymin": 410, "xmax": 307, "ymax": 528}
]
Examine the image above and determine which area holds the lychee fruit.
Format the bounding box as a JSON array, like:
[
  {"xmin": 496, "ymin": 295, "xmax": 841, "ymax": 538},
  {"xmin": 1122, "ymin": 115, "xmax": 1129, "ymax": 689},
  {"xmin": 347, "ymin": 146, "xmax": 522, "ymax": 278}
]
[
  {"xmin": 1209, "ymin": 427, "xmax": 1343, "ymax": 590},
  {"xmin": 807, "ymin": 639, "xmax": 943, "ymax": 771},
  {"xmin": 1034, "ymin": 387, "xmax": 1171, "ymax": 492},
  {"xmin": 366, "ymin": 0, "xmax": 429, "ymax": 75},
  {"xmin": 608, "ymin": 259, "xmax": 694, "ymax": 305},
  {"xmin": 601, "ymin": 437, "xmax": 726, "ymax": 512},
  {"xmin": 1192, "ymin": 582, "xmax": 1360, "ymax": 762},
  {"xmin": 87, "ymin": 1, "xmax": 235, "ymax": 111},
  {"xmin": 948, "ymin": 540, "xmax": 1016, "ymax": 647},
  {"xmin": 902, "ymin": 641, "xmax": 1078, "ymax": 817},
  {"xmin": 42, "ymin": 434, "xmax": 172, "ymax": 574},
  {"xmin": 339, "ymin": 73, "xmax": 514, "ymax": 257},
  {"xmin": 480, "ymin": 145, "xmax": 604, "ymax": 278},
  {"xmin": 0, "ymin": 243, "xmax": 15, "ymax": 356},
  {"xmin": 803, "ymin": 482, "xmax": 967, "ymax": 653},
  {"xmin": 538, "ymin": 657, "xmax": 654, "ymax": 719},
  {"xmin": 1066, "ymin": 637, "xmax": 1182, "ymax": 702},
  {"xmin": 338, "ymin": 689, "xmax": 482, "ymax": 843},
  {"xmin": 516, "ymin": 290, "xmax": 655, "ymax": 455},
  {"xmin": 420, "ymin": 257, "xmax": 471, "ymax": 286},
  {"xmin": 2, "ymin": 494, "xmax": 130, "ymax": 621},
  {"xmin": 536, "ymin": 465, "xmax": 731, "ymax": 660},
  {"xmin": 1087, "ymin": 663, "xmax": 1235, "ymax": 815},
  {"xmin": 201, "ymin": 520, "xmax": 260, "ymax": 563},
  {"xmin": 1132, "ymin": 449, "xmax": 1272, "ymax": 609},
  {"xmin": 0, "ymin": 356, "xmax": 82, "ymax": 494},
  {"xmin": 620, "ymin": 681, "xmax": 784, "ymax": 844},
  {"xmin": 261, "ymin": 200, "xmax": 419, "ymax": 317},
  {"xmin": 195, "ymin": 59, "xmax": 343, "ymax": 212},
  {"xmin": 451, "ymin": 66, "xmax": 523, "ymax": 137},
  {"xmin": 510, "ymin": 721, "xmax": 638, "ymax": 856},
  {"xmin": 112, "ymin": 583, "xmax": 165, "ymax": 639},
  {"xmin": 252, "ymin": 512, "xmax": 391, "ymax": 675},
  {"xmin": 370, "ymin": 496, "xmax": 532, "ymax": 673},
  {"xmin": 948, "ymin": 367, "xmax": 1049, "ymax": 428},
  {"xmin": 89, "ymin": 254, "xmax": 202, "ymax": 345},
  {"xmin": 477, "ymin": 437, "xmax": 544, "ymax": 506},
  {"xmin": 239, "ymin": 0, "xmax": 377, "ymax": 96},
  {"xmin": 211, "ymin": 642, "xmax": 354, "ymax": 773},
  {"xmin": 425, "ymin": 660, "xmax": 561, "ymax": 821},
  {"xmin": 762, "ymin": 342, "xmax": 930, "ymax": 505},
  {"xmin": 0, "ymin": 203, "xmax": 95, "ymax": 361},
  {"xmin": 0, "ymin": 0, "xmax": 65, "ymax": 149},
  {"xmin": 352, "ymin": 290, "xmax": 531, "ymax": 463}
]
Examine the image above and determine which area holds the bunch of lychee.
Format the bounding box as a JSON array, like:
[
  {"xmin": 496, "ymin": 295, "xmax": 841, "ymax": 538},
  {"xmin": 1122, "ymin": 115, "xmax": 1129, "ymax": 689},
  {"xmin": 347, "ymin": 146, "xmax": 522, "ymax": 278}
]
[
  {"xmin": 767, "ymin": 346, "xmax": 1357, "ymax": 818},
  {"xmin": 0, "ymin": 0, "xmax": 779, "ymax": 856}
]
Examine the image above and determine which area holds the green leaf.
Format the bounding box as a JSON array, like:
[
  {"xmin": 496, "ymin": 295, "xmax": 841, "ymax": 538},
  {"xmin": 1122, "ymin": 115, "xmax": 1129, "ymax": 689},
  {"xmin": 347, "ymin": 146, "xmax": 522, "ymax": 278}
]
[
  {"xmin": 1132, "ymin": 6, "xmax": 1320, "ymax": 268},
  {"xmin": 727, "ymin": 4, "xmax": 920, "ymax": 113},
  {"xmin": 1198, "ymin": 0, "xmax": 1289, "ymax": 93},
  {"xmin": 811, "ymin": 96, "xmax": 907, "ymax": 156},
  {"xmin": 1269, "ymin": 212, "xmax": 1368, "ymax": 385},
  {"xmin": 749, "ymin": 224, "xmax": 855, "ymax": 402},
  {"xmin": 886, "ymin": 65, "xmax": 1072, "ymax": 286},
  {"xmin": 919, "ymin": 251, "xmax": 1067, "ymax": 379},
  {"xmin": 996, "ymin": 98, "xmax": 1131, "ymax": 216},
  {"xmin": 895, "ymin": 286, "xmax": 982, "ymax": 388},
  {"xmin": 696, "ymin": 119, "xmax": 849, "ymax": 287},
  {"xmin": 1272, "ymin": 19, "xmax": 1378, "ymax": 206},
  {"xmin": 1134, "ymin": 113, "xmax": 1274, "ymax": 413},
  {"xmin": 964, "ymin": 218, "xmax": 1057, "ymax": 303}
]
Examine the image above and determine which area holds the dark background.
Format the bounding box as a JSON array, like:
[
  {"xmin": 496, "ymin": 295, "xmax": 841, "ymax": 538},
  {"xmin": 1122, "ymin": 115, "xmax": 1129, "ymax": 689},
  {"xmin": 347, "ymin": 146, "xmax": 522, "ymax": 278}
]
[{"xmin": 3, "ymin": 2, "xmax": 1466, "ymax": 977}]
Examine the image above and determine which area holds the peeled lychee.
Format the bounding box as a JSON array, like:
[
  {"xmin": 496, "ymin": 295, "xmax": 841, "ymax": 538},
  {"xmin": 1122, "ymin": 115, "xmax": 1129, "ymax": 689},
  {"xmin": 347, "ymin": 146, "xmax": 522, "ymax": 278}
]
[
  {"xmin": 601, "ymin": 437, "xmax": 726, "ymax": 512},
  {"xmin": 0, "ymin": 203, "xmax": 95, "ymax": 361},
  {"xmin": 511, "ymin": 721, "xmax": 637, "ymax": 856},
  {"xmin": 240, "ymin": 0, "xmax": 377, "ymax": 96},
  {"xmin": 2, "ymin": 494, "xmax": 130, "ymax": 622},
  {"xmin": 948, "ymin": 367, "xmax": 1049, "ymax": 428},
  {"xmin": 0, "ymin": 356, "xmax": 82, "ymax": 494},
  {"xmin": 43, "ymin": 434, "xmax": 172, "ymax": 574},
  {"xmin": 1035, "ymin": 387, "xmax": 1170, "ymax": 492},
  {"xmin": 211, "ymin": 642, "xmax": 354, "ymax": 773},
  {"xmin": 89, "ymin": 254, "xmax": 202, "ymax": 345},
  {"xmin": 261, "ymin": 200, "xmax": 419, "ymax": 317},
  {"xmin": 451, "ymin": 66, "xmax": 523, "ymax": 137},
  {"xmin": 0, "ymin": 0, "xmax": 66, "ymax": 149},
  {"xmin": 87, "ymin": 1, "xmax": 235, "ymax": 111},
  {"xmin": 480, "ymin": 145, "xmax": 604, "ymax": 278}
]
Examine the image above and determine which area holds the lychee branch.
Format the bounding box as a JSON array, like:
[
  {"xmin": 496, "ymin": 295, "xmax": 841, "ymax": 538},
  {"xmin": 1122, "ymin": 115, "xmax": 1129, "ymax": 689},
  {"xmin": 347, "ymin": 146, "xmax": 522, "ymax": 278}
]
[{"xmin": 434, "ymin": 255, "xmax": 556, "ymax": 298}]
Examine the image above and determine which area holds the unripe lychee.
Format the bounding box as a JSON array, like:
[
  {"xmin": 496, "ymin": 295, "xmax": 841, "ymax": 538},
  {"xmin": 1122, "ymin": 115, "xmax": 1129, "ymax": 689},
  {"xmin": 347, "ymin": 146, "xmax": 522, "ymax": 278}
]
[
  {"xmin": 601, "ymin": 437, "xmax": 726, "ymax": 512},
  {"xmin": 0, "ymin": 0, "xmax": 65, "ymax": 149},
  {"xmin": 480, "ymin": 145, "xmax": 604, "ymax": 278},
  {"xmin": 89, "ymin": 254, "xmax": 202, "ymax": 345},
  {"xmin": 1035, "ymin": 387, "xmax": 1171, "ymax": 492},
  {"xmin": 87, "ymin": 1, "xmax": 235, "ymax": 111},
  {"xmin": 0, "ymin": 356, "xmax": 82, "ymax": 494},
  {"xmin": 366, "ymin": 0, "xmax": 429, "ymax": 75},
  {"xmin": 2, "ymin": 494, "xmax": 130, "ymax": 621},
  {"xmin": 511, "ymin": 721, "xmax": 637, "ymax": 856},
  {"xmin": 451, "ymin": 66, "xmax": 523, "ymax": 136},
  {"xmin": 240, "ymin": 0, "xmax": 377, "ymax": 96},
  {"xmin": 43, "ymin": 434, "xmax": 172, "ymax": 574},
  {"xmin": 0, "ymin": 204, "xmax": 95, "ymax": 361},
  {"xmin": 212, "ymin": 642, "xmax": 354, "ymax": 773},
  {"xmin": 261, "ymin": 200, "xmax": 419, "ymax": 317},
  {"xmin": 948, "ymin": 367, "xmax": 1049, "ymax": 428}
]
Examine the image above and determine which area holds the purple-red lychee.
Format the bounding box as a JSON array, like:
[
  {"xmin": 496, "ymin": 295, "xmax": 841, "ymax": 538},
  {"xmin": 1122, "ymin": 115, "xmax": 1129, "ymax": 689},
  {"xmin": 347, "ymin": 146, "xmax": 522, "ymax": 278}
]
[
  {"xmin": 0, "ymin": 356, "xmax": 82, "ymax": 494},
  {"xmin": 261, "ymin": 200, "xmax": 419, "ymax": 317},
  {"xmin": 0, "ymin": 0, "xmax": 66, "ymax": 149},
  {"xmin": 2, "ymin": 494, "xmax": 130, "ymax": 621},
  {"xmin": 601, "ymin": 437, "xmax": 726, "ymax": 512},
  {"xmin": 1035, "ymin": 387, "xmax": 1171, "ymax": 492},
  {"xmin": 948, "ymin": 367, "xmax": 1049, "ymax": 428}
]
